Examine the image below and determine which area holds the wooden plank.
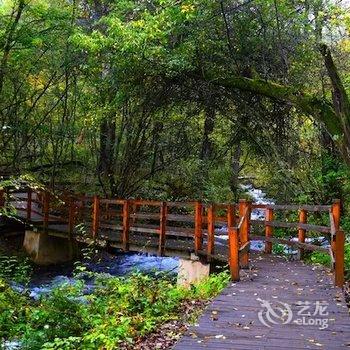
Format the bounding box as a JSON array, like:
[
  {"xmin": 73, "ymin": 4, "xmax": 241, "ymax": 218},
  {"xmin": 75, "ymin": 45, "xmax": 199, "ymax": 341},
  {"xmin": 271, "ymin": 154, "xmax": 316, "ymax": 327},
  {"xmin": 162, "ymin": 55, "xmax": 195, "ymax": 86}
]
[
  {"xmin": 159, "ymin": 202, "xmax": 167, "ymax": 256},
  {"xmin": 251, "ymin": 235, "xmax": 329, "ymax": 253},
  {"xmin": 239, "ymin": 200, "xmax": 250, "ymax": 268},
  {"xmin": 99, "ymin": 198, "xmax": 124, "ymax": 205},
  {"xmin": 329, "ymin": 246, "xmax": 335, "ymax": 269},
  {"xmin": 129, "ymin": 226, "xmax": 160, "ymax": 235},
  {"xmin": 239, "ymin": 241, "xmax": 250, "ymax": 254},
  {"xmin": 334, "ymin": 229, "xmax": 345, "ymax": 287},
  {"xmin": 43, "ymin": 191, "xmax": 50, "ymax": 231},
  {"xmin": 298, "ymin": 209, "xmax": 307, "ymax": 256},
  {"xmin": 267, "ymin": 204, "xmax": 331, "ymax": 212},
  {"xmin": 331, "ymin": 200, "xmax": 341, "ymax": 254},
  {"xmin": 132, "ymin": 199, "xmax": 163, "ymax": 206},
  {"xmin": 92, "ymin": 195, "xmax": 100, "ymax": 239},
  {"xmin": 174, "ymin": 253, "xmax": 350, "ymax": 350},
  {"xmin": 122, "ymin": 200, "xmax": 130, "ymax": 251},
  {"xmin": 99, "ymin": 223, "xmax": 123, "ymax": 230},
  {"xmin": 130, "ymin": 212, "xmax": 194, "ymax": 223},
  {"xmin": 265, "ymin": 220, "xmax": 331, "ymax": 233},
  {"xmin": 228, "ymin": 227, "xmax": 239, "ymax": 281},
  {"xmin": 265, "ymin": 207, "xmax": 273, "ymax": 254},
  {"xmin": 207, "ymin": 205, "xmax": 215, "ymax": 260},
  {"xmin": 227, "ymin": 204, "xmax": 235, "ymax": 228},
  {"xmin": 194, "ymin": 201, "xmax": 203, "ymax": 253},
  {"xmin": 252, "ymin": 204, "xmax": 267, "ymax": 209}
]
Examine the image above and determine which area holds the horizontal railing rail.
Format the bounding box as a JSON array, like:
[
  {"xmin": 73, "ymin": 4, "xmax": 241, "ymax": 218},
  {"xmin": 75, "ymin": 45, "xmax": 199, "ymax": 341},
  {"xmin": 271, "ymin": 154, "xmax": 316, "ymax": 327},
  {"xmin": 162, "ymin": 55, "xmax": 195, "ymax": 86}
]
[{"xmin": 0, "ymin": 188, "xmax": 345, "ymax": 287}]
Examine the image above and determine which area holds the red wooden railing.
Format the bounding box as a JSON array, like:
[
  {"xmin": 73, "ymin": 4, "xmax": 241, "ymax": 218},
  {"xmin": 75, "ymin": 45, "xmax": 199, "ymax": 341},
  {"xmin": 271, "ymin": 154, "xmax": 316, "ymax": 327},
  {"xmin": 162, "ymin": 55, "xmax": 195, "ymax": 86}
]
[{"xmin": 0, "ymin": 188, "xmax": 346, "ymax": 287}]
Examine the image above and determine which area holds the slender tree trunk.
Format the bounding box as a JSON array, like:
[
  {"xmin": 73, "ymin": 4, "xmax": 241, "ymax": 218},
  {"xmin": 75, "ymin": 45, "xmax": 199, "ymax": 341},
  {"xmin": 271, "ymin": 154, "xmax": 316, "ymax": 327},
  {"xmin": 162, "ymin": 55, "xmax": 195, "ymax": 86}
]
[
  {"xmin": 99, "ymin": 115, "xmax": 116, "ymax": 195},
  {"xmin": 0, "ymin": 1, "xmax": 26, "ymax": 95},
  {"xmin": 230, "ymin": 141, "xmax": 242, "ymax": 201},
  {"xmin": 200, "ymin": 107, "xmax": 216, "ymax": 160}
]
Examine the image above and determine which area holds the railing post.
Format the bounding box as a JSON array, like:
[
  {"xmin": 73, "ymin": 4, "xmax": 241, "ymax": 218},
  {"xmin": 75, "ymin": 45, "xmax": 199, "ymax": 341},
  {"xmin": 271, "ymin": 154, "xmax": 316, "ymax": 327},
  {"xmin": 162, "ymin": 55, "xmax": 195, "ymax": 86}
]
[
  {"xmin": 194, "ymin": 201, "xmax": 203, "ymax": 254},
  {"xmin": 207, "ymin": 204, "xmax": 215, "ymax": 261},
  {"xmin": 229, "ymin": 226, "xmax": 240, "ymax": 281},
  {"xmin": 334, "ymin": 229, "xmax": 345, "ymax": 287},
  {"xmin": 265, "ymin": 207, "xmax": 274, "ymax": 254},
  {"xmin": 26, "ymin": 188, "xmax": 32, "ymax": 221},
  {"xmin": 131, "ymin": 203, "xmax": 139, "ymax": 225},
  {"xmin": 227, "ymin": 204, "xmax": 235, "ymax": 228},
  {"xmin": 159, "ymin": 202, "xmax": 167, "ymax": 256},
  {"xmin": 122, "ymin": 200, "xmax": 130, "ymax": 251},
  {"xmin": 92, "ymin": 195, "xmax": 100, "ymax": 240},
  {"xmin": 43, "ymin": 191, "xmax": 50, "ymax": 231},
  {"xmin": 331, "ymin": 200, "xmax": 341, "ymax": 254},
  {"xmin": 239, "ymin": 200, "xmax": 250, "ymax": 268},
  {"xmin": 298, "ymin": 209, "xmax": 307, "ymax": 258}
]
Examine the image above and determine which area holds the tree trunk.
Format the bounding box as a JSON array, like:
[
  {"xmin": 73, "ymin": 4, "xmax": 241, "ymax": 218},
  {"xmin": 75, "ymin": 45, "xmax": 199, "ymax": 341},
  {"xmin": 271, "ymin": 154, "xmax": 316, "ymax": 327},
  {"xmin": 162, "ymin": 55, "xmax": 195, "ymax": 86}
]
[
  {"xmin": 230, "ymin": 141, "xmax": 242, "ymax": 201},
  {"xmin": 0, "ymin": 1, "xmax": 26, "ymax": 95},
  {"xmin": 99, "ymin": 116, "xmax": 116, "ymax": 195},
  {"xmin": 200, "ymin": 107, "xmax": 216, "ymax": 160}
]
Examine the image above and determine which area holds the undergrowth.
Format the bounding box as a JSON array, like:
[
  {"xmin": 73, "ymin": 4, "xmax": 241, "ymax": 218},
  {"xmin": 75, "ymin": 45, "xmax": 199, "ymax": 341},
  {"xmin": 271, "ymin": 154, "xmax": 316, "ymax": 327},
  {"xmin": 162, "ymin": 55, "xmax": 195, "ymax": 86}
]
[{"xmin": 0, "ymin": 269, "xmax": 229, "ymax": 350}]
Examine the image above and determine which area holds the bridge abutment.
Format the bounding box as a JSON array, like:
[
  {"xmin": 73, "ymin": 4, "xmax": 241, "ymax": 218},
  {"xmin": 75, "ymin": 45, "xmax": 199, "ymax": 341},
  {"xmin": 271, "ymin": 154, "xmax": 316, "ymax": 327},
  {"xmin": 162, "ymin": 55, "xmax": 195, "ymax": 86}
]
[
  {"xmin": 177, "ymin": 254, "xmax": 210, "ymax": 287},
  {"xmin": 23, "ymin": 230, "xmax": 76, "ymax": 265}
]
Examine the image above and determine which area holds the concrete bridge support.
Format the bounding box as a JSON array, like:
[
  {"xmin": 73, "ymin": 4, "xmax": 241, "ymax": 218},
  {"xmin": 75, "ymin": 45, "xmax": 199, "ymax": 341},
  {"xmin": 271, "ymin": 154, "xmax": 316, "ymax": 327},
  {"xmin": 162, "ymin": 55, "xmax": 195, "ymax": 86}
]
[
  {"xmin": 177, "ymin": 254, "xmax": 210, "ymax": 287},
  {"xmin": 23, "ymin": 230, "xmax": 76, "ymax": 265}
]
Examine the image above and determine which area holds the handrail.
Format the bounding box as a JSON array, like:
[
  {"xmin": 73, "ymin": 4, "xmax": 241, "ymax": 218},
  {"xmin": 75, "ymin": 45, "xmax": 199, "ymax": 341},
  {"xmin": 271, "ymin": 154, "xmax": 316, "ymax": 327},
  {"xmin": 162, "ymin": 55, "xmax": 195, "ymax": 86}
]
[
  {"xmin": 266, "ymin": 204, "xmax": 331, "ymax": 212},
  {"xmin": 1, "ymin": 188, "xmax": 345, "ymax": 287}
]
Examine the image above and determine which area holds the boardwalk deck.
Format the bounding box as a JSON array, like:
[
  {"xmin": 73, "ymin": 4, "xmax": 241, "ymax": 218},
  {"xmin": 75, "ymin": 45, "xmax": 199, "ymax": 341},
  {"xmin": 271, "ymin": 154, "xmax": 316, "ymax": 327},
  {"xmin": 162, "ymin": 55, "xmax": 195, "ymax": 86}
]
[{"xmin": 173, "ymin": 254, "xmax": 350, "ymax": 350}]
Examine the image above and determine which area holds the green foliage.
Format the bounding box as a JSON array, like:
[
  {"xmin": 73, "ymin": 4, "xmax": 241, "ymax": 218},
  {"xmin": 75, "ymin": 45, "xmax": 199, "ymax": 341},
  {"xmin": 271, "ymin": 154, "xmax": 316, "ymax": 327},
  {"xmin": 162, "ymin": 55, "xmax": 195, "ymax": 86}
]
[
  {"xmin": 0, "ymin": 279, "xmax": 29, "ymax": 339},
  {"xmin": 1, "ymin": 271, "xmax": 228, "ymax": 349},
  {"xmin": 306, "ymin": 244, "xmax": 350, "ymax": 279},
  {"xmin": 0, "ymin": 254, "xmax": 32, "ymax": 285},
  {"xmin": 306, "ymin": 251, "xmax": 332, "ymax": 267}
]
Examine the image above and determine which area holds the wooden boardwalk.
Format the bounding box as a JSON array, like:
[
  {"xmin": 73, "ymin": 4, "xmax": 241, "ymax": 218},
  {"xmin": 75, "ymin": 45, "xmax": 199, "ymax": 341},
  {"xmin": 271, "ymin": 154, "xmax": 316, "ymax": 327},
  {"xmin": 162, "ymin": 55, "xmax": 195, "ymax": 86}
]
[{"xmin": 174, "ymin": 254, "xmax": 350, "ymax": 350}]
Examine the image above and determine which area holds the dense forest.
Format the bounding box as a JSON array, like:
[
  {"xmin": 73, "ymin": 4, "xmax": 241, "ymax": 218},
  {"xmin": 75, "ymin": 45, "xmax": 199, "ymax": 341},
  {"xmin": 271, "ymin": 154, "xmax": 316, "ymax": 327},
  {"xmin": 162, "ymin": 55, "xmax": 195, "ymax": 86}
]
[{"xmin": 0, "ymin": 0, "xmax": 349, "ymax": 208}]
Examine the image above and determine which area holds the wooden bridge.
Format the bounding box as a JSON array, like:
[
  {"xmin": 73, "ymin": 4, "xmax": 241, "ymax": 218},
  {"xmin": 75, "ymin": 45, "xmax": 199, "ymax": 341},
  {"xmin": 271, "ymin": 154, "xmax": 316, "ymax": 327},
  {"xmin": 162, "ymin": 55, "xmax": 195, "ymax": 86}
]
[
  {"xmin": 0, "ymin": 187, "xmax": 345, "ymax": 286},
  {"xmin": 0, "ymin": 187, "xmax": 348, "ymax": 348}
]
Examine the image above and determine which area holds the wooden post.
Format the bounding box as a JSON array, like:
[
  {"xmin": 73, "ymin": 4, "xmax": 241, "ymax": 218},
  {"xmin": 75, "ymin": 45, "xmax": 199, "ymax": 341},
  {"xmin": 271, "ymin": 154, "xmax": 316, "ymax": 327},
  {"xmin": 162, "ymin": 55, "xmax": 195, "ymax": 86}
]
[
  {"xmin": 227, "ymin": 204, "xmax": 235, "ymax": 228},
  {"xmin": 229, "ymin": 227, "xmax": 240, "ymax": 281},
  {"xmin": 265, "ymin": 207, "xmax": 274, "ymax": 254},
  {"xmin": 122, "ymin": 200, "xmax": 130, "ymax": 251},
  {"xmin": 194, "ymin": 201, "xmax": 203, "ymax": 253},
  {"xmin": 43, "ymin": 191, "xmax": 50, "ymax": 231},
  {"xmin": 68, "ymin": 198, "xmax": 75, "ymax": 239},
  {"xmin": 92, "ymin": 195, "xmax": 100, "ymax": 240},
  {"xmin": 159, "ymin": 202, "xmax": 167, "ymax": 256},
  {"xmin": 334, "ymin": 229, "xmax": 345, "ymax": 287},
  {"xmin": 26, "ymin": 188, "xmax": 32, "ymax": 221},
  {"xmin": 331, "ymin": 200, "xmax": 341, "ymax": 254},
  {"xmin": 239, "ymin": 200, "xmax": 250, "ymax": 268},
  {"xmin": 298, "ymin": 209, "xmax": 307, "ymax": 258},
  {"xmin": 207, "ymin": 204, "xmax": 215, "ymax": 260},
  {"xmin": 131, "ymin": 203, "xmax": 139, "ymax": 225}
]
